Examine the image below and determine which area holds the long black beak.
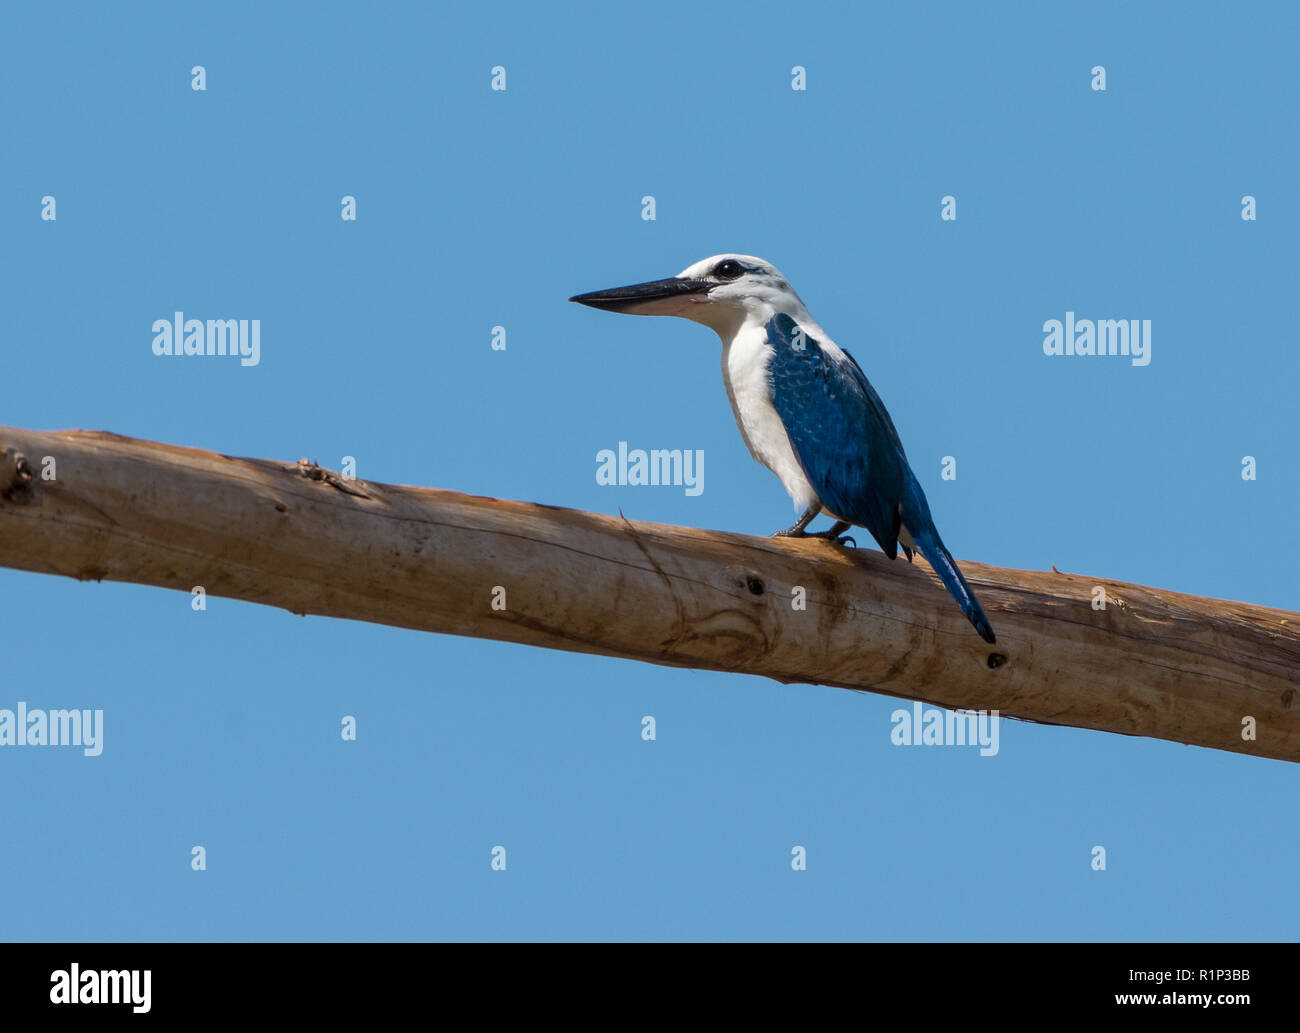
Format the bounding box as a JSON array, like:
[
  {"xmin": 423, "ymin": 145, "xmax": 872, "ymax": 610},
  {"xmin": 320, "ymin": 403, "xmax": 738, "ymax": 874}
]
[{"xmin": 569, "ymin": 276, "xmax": 713, "ymax": 313}]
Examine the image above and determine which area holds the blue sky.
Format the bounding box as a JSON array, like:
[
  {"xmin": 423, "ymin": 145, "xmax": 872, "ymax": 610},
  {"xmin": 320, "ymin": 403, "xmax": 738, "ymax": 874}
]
[{"xmin": 1, "ymin": 2, "xmax": 1296, "ymax": 941}]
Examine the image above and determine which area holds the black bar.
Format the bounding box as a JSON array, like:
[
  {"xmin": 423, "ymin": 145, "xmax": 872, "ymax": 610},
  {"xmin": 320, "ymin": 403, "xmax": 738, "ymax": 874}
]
[{"xmin": 0, "ymin": 942, "xmax": 1287, "ymax": 1021}]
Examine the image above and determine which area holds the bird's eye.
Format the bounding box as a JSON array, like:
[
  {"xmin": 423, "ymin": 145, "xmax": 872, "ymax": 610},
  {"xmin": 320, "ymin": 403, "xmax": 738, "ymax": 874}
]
[{"xmin": 714, "ymin": 260, "xmax": 744, "ymax": 280}]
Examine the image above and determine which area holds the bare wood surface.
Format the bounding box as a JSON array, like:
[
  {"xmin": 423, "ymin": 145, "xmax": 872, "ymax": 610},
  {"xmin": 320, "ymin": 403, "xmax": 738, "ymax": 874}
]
[{"xmin": 1, "ymin": 425, "xmax": 1296, "ymax": 762}]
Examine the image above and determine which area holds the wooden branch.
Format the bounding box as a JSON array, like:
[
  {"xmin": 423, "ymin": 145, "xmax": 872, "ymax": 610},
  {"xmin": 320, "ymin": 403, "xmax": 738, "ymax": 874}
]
[{"xmin": 1, "ymin": 425, "xmax": 1297, "ymax": 762}]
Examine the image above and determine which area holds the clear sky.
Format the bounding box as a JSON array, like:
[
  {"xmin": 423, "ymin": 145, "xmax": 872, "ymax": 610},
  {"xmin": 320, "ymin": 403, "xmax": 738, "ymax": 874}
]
[{"xmin": 2, "ymin": 2, "xmax": 1296, "ymax": 941}]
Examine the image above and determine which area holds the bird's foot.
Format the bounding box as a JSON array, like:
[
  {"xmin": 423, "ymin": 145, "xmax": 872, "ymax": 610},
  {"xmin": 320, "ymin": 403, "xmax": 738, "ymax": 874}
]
[
  {"xmin": 805, "ymin": 530, "xmax": 856, "ymax": 547},
  {"xmin": 772, "ymin": 521, "xmax": 855, "ymax": 547}
]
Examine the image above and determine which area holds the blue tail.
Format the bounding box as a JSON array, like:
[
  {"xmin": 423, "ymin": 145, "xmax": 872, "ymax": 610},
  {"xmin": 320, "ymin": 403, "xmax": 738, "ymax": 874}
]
[
  {"xmin": 909, "ymin": 527, "xmax": 996, "ymax": 643},
  {"xmin": 901, "ymin": 475, "xmax": 996, "ymax": 644}
]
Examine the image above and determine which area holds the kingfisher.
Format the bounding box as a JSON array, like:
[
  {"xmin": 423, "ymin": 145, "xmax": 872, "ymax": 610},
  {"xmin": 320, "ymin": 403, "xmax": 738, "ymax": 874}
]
[{"xmin": 569, "ymin": 253, "xmax": 996, "ymax": 644}]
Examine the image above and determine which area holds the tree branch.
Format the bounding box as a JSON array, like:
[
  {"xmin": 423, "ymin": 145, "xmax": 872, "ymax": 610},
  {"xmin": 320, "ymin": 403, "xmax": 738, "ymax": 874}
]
[{"xmin": 1, "ymin": 426, "xmax": 1296, "ymax": 762}]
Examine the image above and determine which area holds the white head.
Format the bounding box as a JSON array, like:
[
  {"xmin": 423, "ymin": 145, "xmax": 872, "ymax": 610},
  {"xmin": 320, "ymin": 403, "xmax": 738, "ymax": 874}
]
[{"xmin": 570, "ymin": 253, "xmax": 810, "ymax": 339}]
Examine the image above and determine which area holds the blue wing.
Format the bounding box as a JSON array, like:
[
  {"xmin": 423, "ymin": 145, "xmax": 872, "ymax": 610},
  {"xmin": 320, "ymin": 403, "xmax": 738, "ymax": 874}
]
[
  {"xmin": 765, "ymin": 313, "xmax": 996, "ymax": 643},
  {"xmin": 765, "ymin": 312, "xmax": 907, "ymax": 557}
]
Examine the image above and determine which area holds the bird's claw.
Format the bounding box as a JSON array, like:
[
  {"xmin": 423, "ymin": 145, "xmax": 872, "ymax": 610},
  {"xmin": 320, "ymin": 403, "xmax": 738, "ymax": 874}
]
[{"xmin": 800, "ymin": 530, "xmax": 856, "ymax": 548}]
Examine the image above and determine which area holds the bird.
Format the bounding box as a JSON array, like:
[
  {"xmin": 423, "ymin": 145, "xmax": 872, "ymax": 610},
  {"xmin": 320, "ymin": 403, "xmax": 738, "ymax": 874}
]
[{"xmin": 569, "ymin": 253, "xmax": 996, "ymax": 644}]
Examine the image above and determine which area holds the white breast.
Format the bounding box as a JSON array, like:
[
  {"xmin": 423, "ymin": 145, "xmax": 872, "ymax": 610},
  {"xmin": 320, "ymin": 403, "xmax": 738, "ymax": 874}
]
[{"xmin": 720, "ymin": 324, "xmax": 820, "ymax": 513}]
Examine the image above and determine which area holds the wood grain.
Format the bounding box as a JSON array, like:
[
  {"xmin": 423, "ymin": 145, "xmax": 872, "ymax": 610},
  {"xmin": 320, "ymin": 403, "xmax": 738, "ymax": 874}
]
[{"xmin": 1, "ymin": 426, "xmax": 1296, "ymax": 762}]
